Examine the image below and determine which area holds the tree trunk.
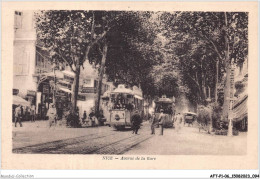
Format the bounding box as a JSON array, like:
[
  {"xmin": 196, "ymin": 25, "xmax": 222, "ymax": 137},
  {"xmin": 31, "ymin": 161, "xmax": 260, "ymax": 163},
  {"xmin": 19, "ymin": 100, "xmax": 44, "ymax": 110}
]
[
  {"xmin": 96, "ymin": 43, "xmax": 108, "ymax": 113},
  {"xmin": 71, "ymin": 60, "xmax": 81, "ymax": 114},
  {"xmin": 222, "ymin": 12, "xmax": 230, "ymax": 121},
  {"xmin": 201, "ymin": 73, "xmax": 207, "ymax": 104},
  {"xmin": 215, "ymin": 59, "xmax": 219, "ymax": 105},
  {"xmin": 222, "ymin": 63, "xmax": 231, "ymax": 121}
]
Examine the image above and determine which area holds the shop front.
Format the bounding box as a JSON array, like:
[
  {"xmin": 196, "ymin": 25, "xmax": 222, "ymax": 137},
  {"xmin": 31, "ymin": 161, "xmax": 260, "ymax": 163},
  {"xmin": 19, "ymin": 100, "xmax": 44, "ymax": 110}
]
[{"xmin": 36, "ymin": 77, "xmax": 53, "ymax": 120}]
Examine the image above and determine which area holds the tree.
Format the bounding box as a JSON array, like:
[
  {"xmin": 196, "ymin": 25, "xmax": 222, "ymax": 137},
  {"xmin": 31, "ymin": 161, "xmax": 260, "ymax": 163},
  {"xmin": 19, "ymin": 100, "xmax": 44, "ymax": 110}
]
[
  {"xmin": 88, "ymin": 11, "xmax": 161, "ymax": 111},
  {"xmin": 103, "ymin": 11, "xmax": 160, "ymax": 96},
  {"xmin": 36, "ymin": 10, "xmax": 110, "ymax": 115},
  {"xmin": 160, "ymin": 12, "xmax": 248, "ymax": 117}
]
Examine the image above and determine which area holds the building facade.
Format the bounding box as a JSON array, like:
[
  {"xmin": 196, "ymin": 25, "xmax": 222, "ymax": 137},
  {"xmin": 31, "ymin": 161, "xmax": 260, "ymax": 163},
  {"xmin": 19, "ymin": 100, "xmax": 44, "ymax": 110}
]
[
  {"xmin": 13, "ymin": 10, "xmax": 114, "ymax": 120},
  {"xmin": 13, "ymin": 11, "xmax": 37, "ymax": 101}
]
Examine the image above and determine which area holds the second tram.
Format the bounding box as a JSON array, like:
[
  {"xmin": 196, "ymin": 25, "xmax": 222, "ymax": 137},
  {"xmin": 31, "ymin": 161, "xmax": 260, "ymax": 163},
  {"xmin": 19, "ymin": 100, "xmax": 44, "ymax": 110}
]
[{"xmin": 154, "ymin": 95, "xmax": 175, "ymax": 128}]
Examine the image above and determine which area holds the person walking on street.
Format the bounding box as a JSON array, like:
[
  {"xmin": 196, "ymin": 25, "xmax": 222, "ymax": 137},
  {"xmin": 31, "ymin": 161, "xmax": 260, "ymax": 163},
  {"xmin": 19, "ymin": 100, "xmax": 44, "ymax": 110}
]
[
  {"xmin": 14, "ymin": 105, "xmax": 23, "ymax": 127},
  {"xmin": 150, "ymin": 112, "xmax": 156, "ymax": 135},
  {"xmin": 89, "ymin": 108, "xmax": 95, "ymax": 127},
  {"xmin": 82, "ymin": 110, "xmax": 87, "ymax": 124},
  {"xmin": 131, "ymin": 110, "xmax": 142, "ymax": 134},
  {"xmin": 30, "ymin": 104, "xmax": 36, "ymax": 122},
  {"xmin": 20, "ymin": 105, "xmax": 24, "ymax": 122},
  {"xmin": 175, "ymin": 113, "xmax": 183, "ymax": 133},
  {"xmin": 47, "ymin": 103, "xmax": 57, "ymax": 128},
  {"xmin": 158, "ymin": 109, "xmax": 165, "ymax": 135}
]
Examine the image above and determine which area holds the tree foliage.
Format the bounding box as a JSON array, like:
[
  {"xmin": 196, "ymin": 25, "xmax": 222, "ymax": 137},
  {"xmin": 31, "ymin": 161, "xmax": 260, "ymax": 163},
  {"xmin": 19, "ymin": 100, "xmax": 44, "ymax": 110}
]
[{"xmin": 160, "ymin": 11, "xmax": 248, "ymax": 107}]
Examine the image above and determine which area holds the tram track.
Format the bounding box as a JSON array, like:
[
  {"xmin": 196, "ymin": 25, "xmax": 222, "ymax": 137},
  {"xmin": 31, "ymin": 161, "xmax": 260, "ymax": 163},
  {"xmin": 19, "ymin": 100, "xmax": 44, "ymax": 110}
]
[
  {"xmin": 13, "ymin": 124, "xmax": 153, "ymax": 154},
  {"xmin": 13, "ymin": 132, "xmax": 116, "ymax": 154},
  {"xmin": 94, "ymin": 133, "xmax": 153, "ymax": 154}
]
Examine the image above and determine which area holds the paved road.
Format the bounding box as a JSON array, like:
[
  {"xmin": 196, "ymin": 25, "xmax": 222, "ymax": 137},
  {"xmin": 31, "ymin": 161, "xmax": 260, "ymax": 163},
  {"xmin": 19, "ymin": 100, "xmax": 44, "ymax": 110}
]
[
  {"xmin": 13, "ymin": 122, "xmax": 153, "ymax": 154},
  {"xmin": 12, "ymin": 121, "xmax": 247, "ymax": 155}
]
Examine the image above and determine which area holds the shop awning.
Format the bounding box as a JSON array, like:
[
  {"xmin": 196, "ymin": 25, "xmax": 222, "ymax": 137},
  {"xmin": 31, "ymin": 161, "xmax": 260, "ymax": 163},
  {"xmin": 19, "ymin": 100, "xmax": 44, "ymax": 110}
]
[
  {"xmin": 134, "ymin": 95, "xmax": 143, "ymax": 100},
  {"xmin": 62, "ymin": 70, "xmax": 75, "ymax": 77},
  {"xmin": 232, "ymin": 95, "xmax": 248, "ymax": 122},
  {"xmin": 58, "ymin": 80, "xmax": 71, "ymax": 85},
  {"xmin": 40, "ymin": 71, "xmax": 64, "ymax": 79},
  {"xmin": 13, "ymin": 95, "xmax": 30, "ymax": 107},
  {"xmin": 59, "ymin": 87, "xmax": 72, "ymax": 94}
]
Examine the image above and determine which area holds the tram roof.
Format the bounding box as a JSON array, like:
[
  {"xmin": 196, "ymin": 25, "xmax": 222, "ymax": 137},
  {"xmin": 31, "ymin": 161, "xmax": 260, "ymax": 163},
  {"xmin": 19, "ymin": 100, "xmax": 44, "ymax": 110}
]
[
  {"xmin": 110, "ymin": 84, "xmax": 143, "ymax": 99},
  {"xmin": 111, "ymin": 87, "xmax": 133, "ymax": 95}
]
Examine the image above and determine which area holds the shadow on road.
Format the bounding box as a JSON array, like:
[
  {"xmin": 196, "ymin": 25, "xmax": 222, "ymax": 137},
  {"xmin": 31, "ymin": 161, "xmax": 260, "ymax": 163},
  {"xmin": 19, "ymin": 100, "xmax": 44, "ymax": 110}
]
[{"xmin": 112, "ymin": 128, "xmax": 133, "ymax": 132}]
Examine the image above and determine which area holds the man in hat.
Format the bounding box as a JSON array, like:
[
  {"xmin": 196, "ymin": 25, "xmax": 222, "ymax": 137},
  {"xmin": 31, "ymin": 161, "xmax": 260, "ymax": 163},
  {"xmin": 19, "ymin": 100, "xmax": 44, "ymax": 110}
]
[
  {"xmin": 14, "ymin": 104, "xmax": 23, "ymax": 127},
  {"xmin": 131, "ymin": 110, "xmax": 142, "ymax": 134},
  {"xmin": 158, "ymin": 109, "xmax": 165, "ymax": 135}
]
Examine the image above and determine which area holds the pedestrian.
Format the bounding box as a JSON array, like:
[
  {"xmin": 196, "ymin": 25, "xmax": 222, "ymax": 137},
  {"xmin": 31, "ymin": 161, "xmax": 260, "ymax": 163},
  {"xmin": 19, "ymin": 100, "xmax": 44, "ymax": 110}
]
[
  {"xmin": 20, "ymin": 105, "xmax": 24, "ymax": 121},
  {"xmin": 97, "ymin": 110, "xmax": 105, "ymax": 126},
  {"xmin": 174, "ymin": 113, "xmax": 183, "ymax": 133},
  {"xmin": 131, "ymin": 110, "xmax": 142, "ymax": 134},
  {"xmin": 14, "ymin": 105, "xmax": 23, "ymax": 127},
  {"xmin": 150, "ymin": 112, "xmax": 156, "ymax": 135},
  {"xmin": 30, "ymin": 105, "xmax": 36, "ymax": 122},
  {"xmin": 158, "ymin": 109, "xmax": 166, "ymax": 135},
  {"xmin": 82, "ymin": 110, "xmax": 87, "ymax": 124},
  {"xmin": 47, "ymin": 103, "xmax": 57, "ymax": 128},
  {"xmin": 89, "ymin": 108, "xmax": 95, "ymax": 127}
]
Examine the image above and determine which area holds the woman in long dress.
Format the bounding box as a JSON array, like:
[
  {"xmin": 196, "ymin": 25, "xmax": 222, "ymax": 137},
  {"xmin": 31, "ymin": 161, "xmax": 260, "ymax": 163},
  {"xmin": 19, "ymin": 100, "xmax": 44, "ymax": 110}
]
[{"xmin": 47, "ymin": 103, "xmax": 57, "ymax": 128}]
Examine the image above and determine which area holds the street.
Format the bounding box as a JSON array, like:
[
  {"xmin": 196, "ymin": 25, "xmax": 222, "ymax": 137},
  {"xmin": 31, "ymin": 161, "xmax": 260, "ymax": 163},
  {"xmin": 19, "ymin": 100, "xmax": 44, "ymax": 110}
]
[{"xmin": 12, "ymin": 121, "xmax": 247, "ymax": 155}]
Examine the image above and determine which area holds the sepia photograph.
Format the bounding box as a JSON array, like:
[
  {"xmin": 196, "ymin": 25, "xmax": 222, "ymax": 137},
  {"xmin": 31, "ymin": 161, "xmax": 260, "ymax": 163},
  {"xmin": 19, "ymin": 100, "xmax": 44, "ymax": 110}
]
[
  {"xmin": 1, "ymin": 1, "xmax": 258, "ymax": 171},
  {"xmin": 11, "ymin": 9, "xmax": 249, "ymax": 155}
]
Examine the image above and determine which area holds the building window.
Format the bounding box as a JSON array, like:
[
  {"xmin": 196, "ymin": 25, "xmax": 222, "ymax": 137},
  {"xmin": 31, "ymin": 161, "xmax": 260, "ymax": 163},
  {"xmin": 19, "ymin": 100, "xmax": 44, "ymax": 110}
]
[
  {"xmin": 14, "ymin": 11, "xmax": 22, "ymax": 29},
  {"xmin": 14, "ymin": 46, "xmax": 29, "ymax": 75}
]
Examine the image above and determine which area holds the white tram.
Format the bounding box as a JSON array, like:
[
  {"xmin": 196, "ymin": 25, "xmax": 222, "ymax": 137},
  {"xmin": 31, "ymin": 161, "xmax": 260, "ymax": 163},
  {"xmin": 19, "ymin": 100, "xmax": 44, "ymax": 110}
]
[{"xmin": 108, "ymin": 84, "xmax": 143, "ymax": 130}]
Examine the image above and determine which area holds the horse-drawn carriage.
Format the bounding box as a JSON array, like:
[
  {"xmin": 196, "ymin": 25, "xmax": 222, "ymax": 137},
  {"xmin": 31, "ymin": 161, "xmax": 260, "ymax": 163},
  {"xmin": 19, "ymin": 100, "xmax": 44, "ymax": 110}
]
[{"xmin": 183, "ymin": 112, "xmax": 197, "ymax": 126}]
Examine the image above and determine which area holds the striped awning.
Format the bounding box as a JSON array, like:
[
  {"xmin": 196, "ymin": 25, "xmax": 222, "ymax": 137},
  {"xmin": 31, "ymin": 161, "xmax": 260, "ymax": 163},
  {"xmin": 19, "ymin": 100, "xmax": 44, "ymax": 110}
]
[{"xmin": 232, "ymin": 95, "xmax": 248, "ymax": 121}]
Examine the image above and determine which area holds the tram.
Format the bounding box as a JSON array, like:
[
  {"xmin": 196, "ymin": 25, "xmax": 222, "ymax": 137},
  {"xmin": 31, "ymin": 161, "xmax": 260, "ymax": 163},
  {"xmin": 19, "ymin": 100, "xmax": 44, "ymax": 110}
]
[
  {"xmin": 108, "ymin": 84, "xmax": 144, "ymax": 130},
  {"xmin": 154, "ymin": 95, "xmax": 175, "ymax": 128}
]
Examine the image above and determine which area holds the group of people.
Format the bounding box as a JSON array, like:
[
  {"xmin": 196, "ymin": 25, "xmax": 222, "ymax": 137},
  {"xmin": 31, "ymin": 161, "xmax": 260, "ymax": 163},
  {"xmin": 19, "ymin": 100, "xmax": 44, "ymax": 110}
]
[
  {"xmin": 14, "ymin": 104, "xmax": 36, "ymax": 127},
  {"xmin": 82, "ymin": 109, "xmax": 105, "ymax": 127},
  {"xmin": 130, "ymin": 109, "xmax": 185, "ymax": 136},
  {"xmin": 150, "ymin": 110, "xmax": 184, "ymax": 135},
  {"xmin": 150, "ymin": 109, "xmax": 168, "ymax": 135},
  {"xmin": 113, "ymin": 101, "xmax": 135, "ymax": 111}
]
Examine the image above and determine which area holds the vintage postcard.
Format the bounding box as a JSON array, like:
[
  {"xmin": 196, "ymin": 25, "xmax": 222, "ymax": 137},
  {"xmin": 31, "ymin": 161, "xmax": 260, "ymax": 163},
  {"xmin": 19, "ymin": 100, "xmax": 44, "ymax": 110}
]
[{"xmin": 1, "ymin": 1, "xmax": 258, "ymax": 170}]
